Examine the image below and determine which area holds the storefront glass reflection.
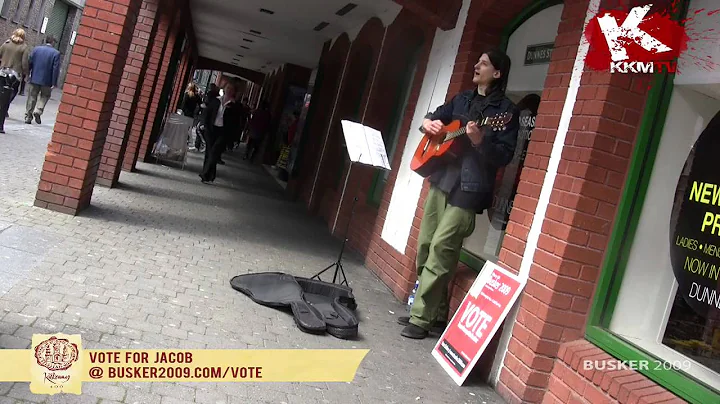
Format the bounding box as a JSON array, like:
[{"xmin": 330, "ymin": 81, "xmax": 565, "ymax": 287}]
[{"xmin": 664, "ymin": 109, "xmax": 720, "ymax": 373}]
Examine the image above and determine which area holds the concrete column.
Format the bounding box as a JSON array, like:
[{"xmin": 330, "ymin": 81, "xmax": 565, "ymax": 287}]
[{"xmin": 34, "ymin": 0, "xmax": 144, "ymax": 215}]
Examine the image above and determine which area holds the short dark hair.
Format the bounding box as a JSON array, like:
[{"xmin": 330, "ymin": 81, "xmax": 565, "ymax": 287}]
[
  {"xmin": 45, "ymin": 35, "xmax": 56, "ymax": 45},
  {"xmin": 484, "ymin": 48, "xmax": 512, "ymax": 94}
]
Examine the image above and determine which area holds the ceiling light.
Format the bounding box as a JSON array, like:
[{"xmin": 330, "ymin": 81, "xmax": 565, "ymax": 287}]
[
  {"xmin": 313, "ymin": 22, "xmax": 329, "ymax": 31},
  {"xmin": 243, "ymin": 38, "xmax": 254, "ymax": 43},
  {"xmin": 250, "ymin": 30, "xmax": 261, "ymax": 35},
  {"xmin": 335, "ymin": 3, "xmax": 357, "ymax": 16},
  {"xmin": 240, "ymin": 46, "xmax": 250, "ymax": 50},
  {"xmin": 259, "ymin": 8, "xmax": 274, "ymax": 15}
]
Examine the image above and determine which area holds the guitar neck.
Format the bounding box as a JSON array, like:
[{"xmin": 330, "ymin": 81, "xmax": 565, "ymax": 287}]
[{"xmin": 443, "ymin": 117, "xmax": 489, "ymax": 142}]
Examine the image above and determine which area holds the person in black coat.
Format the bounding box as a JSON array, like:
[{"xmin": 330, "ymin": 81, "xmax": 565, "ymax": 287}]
[{"xmin": 199, "ymin": 80, "xmax": 243, "ymax": 183}]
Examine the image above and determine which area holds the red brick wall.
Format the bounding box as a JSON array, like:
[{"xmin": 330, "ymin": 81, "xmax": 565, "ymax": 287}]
[
  {"xmin": 122, "ymin": 4, "xmax": 173, "ymax": 171},
  {"xmin": 544, "ymin": 341, "xmax": 685, "ymax": 404},
  {"xmin": 313, "ymin": 18, "xmax": 385, "ymax": 226},
  {"xmin": 342, "ymin": 9, "xmax": 436, "ymax": 299},
  {"xmin": 492, "ymin": 0, "xmax": 663, "ymax": 402},
  {"xmin": 97, "ymin": 0, "xmax": 160, "ymax": 187},
  {"xmin": 137, "ymin": 10, "xmax": 181, "ymax": 163},
  {"xmin": 393, "ymin": 0, "xmax": 463, "ymax": 30},
  {"xmin": 296, "ymin": 35, "xmax": 351, "ymax": 211},
  {"xmin": 169, "ymin": 48, "xmax": 191, "ymax": 114},
  {"xmin": 34, "ymin": 0, "xmax": 144, "ymax": 214}
]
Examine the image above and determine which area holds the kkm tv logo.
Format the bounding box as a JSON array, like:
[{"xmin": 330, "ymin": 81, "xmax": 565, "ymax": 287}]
[{"xmin": 584, "ymin": 3, "xmax": 689, "ymax": 74}]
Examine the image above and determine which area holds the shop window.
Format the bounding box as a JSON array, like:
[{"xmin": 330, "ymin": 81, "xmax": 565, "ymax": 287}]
[
  {"xmin": 588, "ymin": 1, "xmax": 720, "ymax": 402},
  {"xmin": 460, "ymin": 1, "xmax": 562, "ymax": 268}
]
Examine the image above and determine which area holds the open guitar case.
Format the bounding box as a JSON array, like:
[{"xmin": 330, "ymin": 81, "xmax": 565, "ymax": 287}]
[{"xmin": 229, "ymin": 272, "xmax": 359, "ymax": 339}]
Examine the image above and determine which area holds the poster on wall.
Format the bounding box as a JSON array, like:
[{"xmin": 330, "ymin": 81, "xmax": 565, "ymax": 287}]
[
  {"xmin": 669, "ymin": 109, "xmax": 720, "ymax": 318},
  {"xmin": 432, "ymin": 261, "xmax": 526, "ymax": 386}
]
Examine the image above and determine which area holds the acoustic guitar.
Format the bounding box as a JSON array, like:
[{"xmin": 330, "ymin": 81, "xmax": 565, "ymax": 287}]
[{"xmin": 410, "ymin": 112, "xmax": 513, "ymax": 177}]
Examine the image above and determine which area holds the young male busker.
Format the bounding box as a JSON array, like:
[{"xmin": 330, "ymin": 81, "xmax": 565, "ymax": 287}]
[{"xmin": 399, "ymin": 49, "xmax": 520, "ymax": 339}]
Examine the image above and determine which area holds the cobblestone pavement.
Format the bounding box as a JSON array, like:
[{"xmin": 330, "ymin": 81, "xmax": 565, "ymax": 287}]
[{"xmin": 0, "ymin": 93, "xmax": 504, "ymax": 404}]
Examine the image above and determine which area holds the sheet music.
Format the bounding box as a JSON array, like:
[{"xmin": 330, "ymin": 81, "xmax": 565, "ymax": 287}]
[{"xmin": 341, "ymin": 120, "xmax": 391, "ymax": 170}]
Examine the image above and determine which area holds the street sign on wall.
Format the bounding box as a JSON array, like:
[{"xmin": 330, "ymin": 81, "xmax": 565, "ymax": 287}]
[{"xmin": 524, "ymin": 43, "xmax": 554, "ymax": 65}]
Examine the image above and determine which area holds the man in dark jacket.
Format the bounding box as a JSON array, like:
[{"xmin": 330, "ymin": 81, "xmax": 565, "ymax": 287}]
[
  {"xmin": 25, "ymin": 35, "xmax": 60, "ymax": 124},
  {"xmin": 398, "ymin": 49, "xmax": 520, "ymax": 339},
  {"xmin": 199, "ymin": 80, "xmax": 243, "ymax": 183}
]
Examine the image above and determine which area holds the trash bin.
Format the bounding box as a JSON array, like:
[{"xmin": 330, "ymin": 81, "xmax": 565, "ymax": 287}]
[{"xmin": 0, "ymin": 68, "xmax": 19, "ymax": 134}]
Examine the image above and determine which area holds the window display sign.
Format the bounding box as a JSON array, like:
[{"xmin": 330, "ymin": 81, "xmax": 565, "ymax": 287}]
[
  {"xmin": 431, "ymin": 262, "xmax": 525, "ymax": 386},
  {"xmin": 669, "ymin": 110, "xmax": 720, "ymax": 318}
]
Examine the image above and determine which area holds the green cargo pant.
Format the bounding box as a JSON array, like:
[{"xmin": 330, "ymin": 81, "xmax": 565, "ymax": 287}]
[{"xmin": 409, "ymin": 186, "xmax": 476, "ymax": 330}]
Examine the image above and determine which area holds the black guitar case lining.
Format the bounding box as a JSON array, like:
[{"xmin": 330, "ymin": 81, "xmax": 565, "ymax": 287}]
[{"xmin": 230, "ymin": 272, "xmax": 359, "ymax": 339}]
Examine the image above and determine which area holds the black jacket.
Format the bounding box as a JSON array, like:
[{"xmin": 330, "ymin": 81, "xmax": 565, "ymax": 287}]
[
  {"xmin": 202, "ymin": 96, "xmax": 221, "ymax": 129},
  {"xmin": 221, "ymin": 101, "xmax": 243, "ymax": 134},
  {"xmin": 424, "ymin": 89, "xmax": 520, "ymax": 210}
]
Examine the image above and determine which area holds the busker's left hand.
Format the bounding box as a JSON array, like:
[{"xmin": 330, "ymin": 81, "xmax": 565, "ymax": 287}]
[{"xmin": 466, "ymin": 121, "xmax": 484, "ymax": 146}]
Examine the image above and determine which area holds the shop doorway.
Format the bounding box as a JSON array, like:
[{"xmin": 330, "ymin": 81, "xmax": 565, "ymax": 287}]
[
  {"xmin": 45, "ymin": 0, "xmax": 70, "ymax": 49},
  {"xmin": 461, "ymin": 1, "xmax": 563, "ymax": 265}
]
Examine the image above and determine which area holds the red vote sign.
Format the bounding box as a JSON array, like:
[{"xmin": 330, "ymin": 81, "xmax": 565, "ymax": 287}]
[{"xmin": 432, "ymin": 262, "xmax": 525, "ymax": 386}]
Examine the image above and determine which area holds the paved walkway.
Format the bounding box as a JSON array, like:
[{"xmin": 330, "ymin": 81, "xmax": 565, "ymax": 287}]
[{"xmin": 0, "ymin": 92, "xmax": 504, "ymax": 404}]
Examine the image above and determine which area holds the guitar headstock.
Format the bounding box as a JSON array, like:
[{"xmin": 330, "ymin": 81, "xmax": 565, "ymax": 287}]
[{"xmin": 485, "ymin": 112, "xmax": 513, "ymax": 131}]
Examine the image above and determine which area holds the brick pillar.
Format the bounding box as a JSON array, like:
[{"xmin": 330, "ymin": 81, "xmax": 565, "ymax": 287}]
[
  {"xmin": 34, "ymin": 0, "xmax": 143, "ymax": 215},
  {"xmin": 170, "ymin": 50, "xmax": 190, "ymax": 113},
  {"xmin": 121, "ymin": 7, "xmax": 175, "ymax": 172},
  {"xmin": 495, "ymin": 0, "xmax": 655, "ymax": 402},
  {"xmin": 136, "ymin": 12, "xmax": 181, "ymax": 163},
  {"xmin": 96, "ymin": 0, "xmax": 160, "ymax": 187}
]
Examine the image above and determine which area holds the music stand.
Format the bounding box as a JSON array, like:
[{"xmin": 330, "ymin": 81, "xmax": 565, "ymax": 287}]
[{"xmin": 311, "ymin": 120, "xmax": 391, "ymax": 286}]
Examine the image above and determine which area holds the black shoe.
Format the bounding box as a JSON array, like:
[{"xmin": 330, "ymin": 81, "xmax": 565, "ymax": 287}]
[
  {"xmin": 33, "ymin": 112, "xmax": 41, "ymax": 124},
  {"xmin": 397, "ymin": 316, "xmax": 448, "ymax": 330},
  {"xmin": 24, "ymin": 118, "xmax": 31, "ymax": 124},
  {"xmin": 401, "ymin": 324, "xmax": 428, "ymax": 339}
]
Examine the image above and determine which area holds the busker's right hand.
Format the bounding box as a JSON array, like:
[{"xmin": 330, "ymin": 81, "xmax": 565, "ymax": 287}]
[{"xmin": 423, "ymin": 119, "xmax": 443, "ymax": 136}]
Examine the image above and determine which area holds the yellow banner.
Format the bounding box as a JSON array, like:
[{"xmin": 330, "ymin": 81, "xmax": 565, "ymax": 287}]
[{"xmin": 5, "ymin": 334, "xmax": 369, "ymax": 396}]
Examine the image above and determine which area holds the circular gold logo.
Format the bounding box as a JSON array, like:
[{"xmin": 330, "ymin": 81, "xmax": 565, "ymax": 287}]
[{"xmin": 34, "ymin": 337, "xmax": 79, "ymax": 371}]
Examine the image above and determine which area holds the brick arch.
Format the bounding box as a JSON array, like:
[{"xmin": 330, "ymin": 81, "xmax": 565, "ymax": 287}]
[
  {"xmin": 297, "ymin": 34, "xmax": 351, "ymax": 208},
  {"xmin": 343, "ymin": 8, "xmax": 436, "ymax": 298},
  {"xmin": 446, "ymin": 0, "xmax": 542, "ymax": 97},
  {"xmin": 313, "ymin": 17, "xmax": 386, "ymax": 221},
  {"xmin": 316, "ymin": 43, "xmax": 376, "ymax": 220}
]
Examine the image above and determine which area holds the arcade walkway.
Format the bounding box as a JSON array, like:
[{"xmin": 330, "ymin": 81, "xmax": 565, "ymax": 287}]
[{"xmin": 0, "ymin": 97, "xmax": 502, "ymax": 403}]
